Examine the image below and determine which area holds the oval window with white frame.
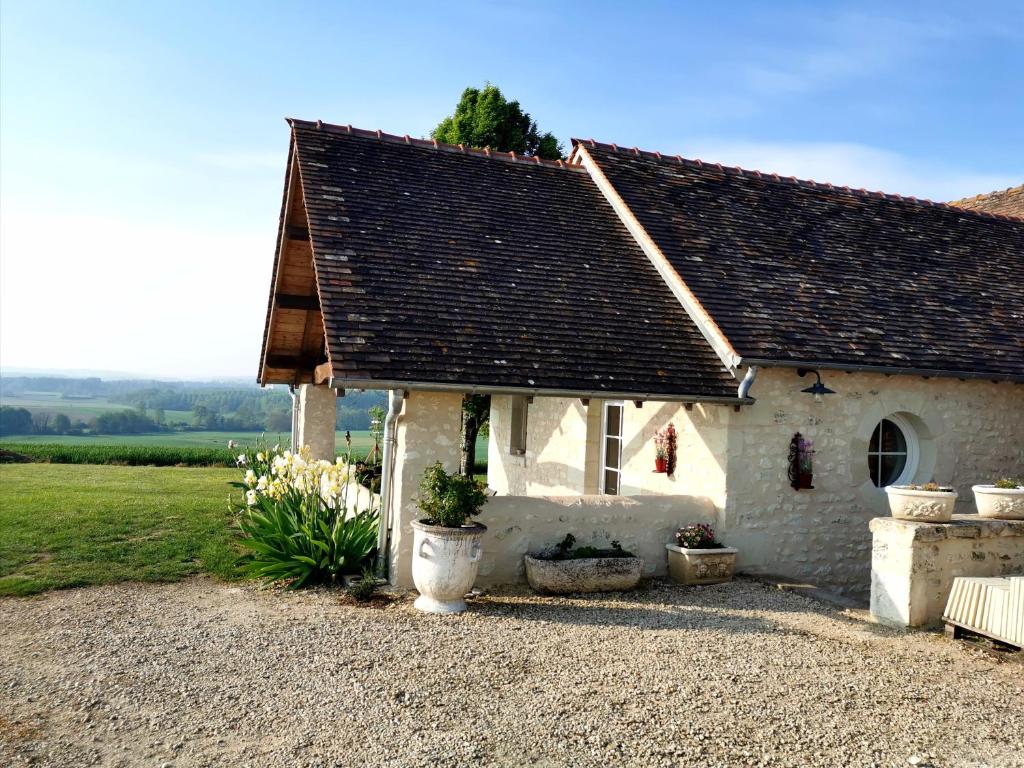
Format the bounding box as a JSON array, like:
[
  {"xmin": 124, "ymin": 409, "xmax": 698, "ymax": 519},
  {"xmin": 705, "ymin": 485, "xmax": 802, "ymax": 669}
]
[{"xmin": 868, "ymin": 414, "xmax": 919, "ymax": 487}]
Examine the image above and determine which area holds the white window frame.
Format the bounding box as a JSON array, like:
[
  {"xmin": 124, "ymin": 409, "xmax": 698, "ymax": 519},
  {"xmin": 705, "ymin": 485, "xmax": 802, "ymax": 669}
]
[
  {"xmin": 600, "ymin": 400, "xmax": 624, "ymax": 495},
  {"xmin": 509, "ymin": 396, "xmax": 528, "ymax": 456},
  {"xmin": 868, "ymin": 413, "xmax": 919, "ymax": 488}
]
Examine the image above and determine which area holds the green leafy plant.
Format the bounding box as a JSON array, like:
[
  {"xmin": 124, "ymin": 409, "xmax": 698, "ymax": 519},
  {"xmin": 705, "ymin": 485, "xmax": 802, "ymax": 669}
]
[
  {"xmin": 905, "ymin": 482, "xmax": 953, "ymax": 492},
  {"xmin": 540, "ymin": 533, "xmax": 634, "ymax": 561},
  {"xmin": 416, "ymin": 462, "xmax": 488, "ymax": 527},
  {"xmin": 994, "ymin": 478, "xmax": 1023, "ymax": 489},
  {"xmin": 347, "ymin": 567, "xmax": 380, "ymax": 603},
  {"xmin": 235, "ymin": 442, "xmax": 379, "ymax": 588}
]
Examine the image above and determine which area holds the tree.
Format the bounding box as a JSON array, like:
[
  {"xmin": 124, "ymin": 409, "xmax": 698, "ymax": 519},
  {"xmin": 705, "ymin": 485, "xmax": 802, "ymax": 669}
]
[
  {"xmin": 433, "ymin": 84, "xmax": 561, "ymax": 475},
  {"xmin": 432, "ymin": 84, "xmax": 563, "ymax": 160},
  {"xmin": 0, "ymin": 406, "xmax": 33, "ymax": 436},
  {"xmin": 53, "ymin": 413, "xmax": 72, "ymax": 434},
  {"xmin": 459, "ymin": 394, "xmax": 490, "ymax": 477}
]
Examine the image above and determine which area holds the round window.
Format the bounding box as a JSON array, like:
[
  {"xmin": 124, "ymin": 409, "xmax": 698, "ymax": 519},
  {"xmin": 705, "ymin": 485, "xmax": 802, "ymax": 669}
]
[{"xmin": 868, "ymin": 415, "xmax": 918, "ymax": 487}]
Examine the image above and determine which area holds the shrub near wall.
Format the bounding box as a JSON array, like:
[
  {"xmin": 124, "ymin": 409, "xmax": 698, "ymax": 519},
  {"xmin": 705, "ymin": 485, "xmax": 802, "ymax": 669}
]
[{"xmin": 0, "ymin": 443, "xmax": 233, "ymax": 467}]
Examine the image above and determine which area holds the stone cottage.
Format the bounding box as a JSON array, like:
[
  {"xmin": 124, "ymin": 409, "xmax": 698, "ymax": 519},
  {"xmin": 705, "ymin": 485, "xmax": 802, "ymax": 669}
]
[{"xmin": 258, "ymin": 119, "xmax": 1023, "ymax": 596}]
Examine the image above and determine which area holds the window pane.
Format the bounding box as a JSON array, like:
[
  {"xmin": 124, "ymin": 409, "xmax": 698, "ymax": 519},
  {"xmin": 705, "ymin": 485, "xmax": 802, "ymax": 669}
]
[
  {"xmin": 603, "ymin": 469, "xmax": 619, "ymax": 495},
  {"xmin": 606, "ymin": 405, "xmax": 622, "ymax": 437},
  {"xmin": 869, "ymin": 423, "xmax": 881, "ymax": 453},
  {"xmin": 880, "ymin": 419, "xmax": 907, "ymax": 453},
  {"xmin": 879, "ymin": 453, "xmax": 907, "ymax": 486},
  {"xmin": 604, "ymin": 437, "xmax": 621, "ymax": 470},
  {"xmin": 869, "ymin": 453, "xmax": 881, "ymax": 487}
]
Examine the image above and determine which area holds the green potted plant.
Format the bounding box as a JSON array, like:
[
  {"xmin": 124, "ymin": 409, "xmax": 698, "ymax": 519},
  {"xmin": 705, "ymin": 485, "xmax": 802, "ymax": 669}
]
[
  {"xmin": 665, "ymin": 523, "xmax": 737, "ymax": 585},
  {"xmin": 411, "ymin": 462, "xmax": 488, "ymax": 614},
  {"xmin": 884, "ymin": 482, "xmax": 957, "ymax": 522},
  {"xmin": 972, "ymin": 478, "xmax": 1024, "ymax": 520},
  {"xmin": 524, "ymin": 534, "xmax": 644, "ymax": 594}
]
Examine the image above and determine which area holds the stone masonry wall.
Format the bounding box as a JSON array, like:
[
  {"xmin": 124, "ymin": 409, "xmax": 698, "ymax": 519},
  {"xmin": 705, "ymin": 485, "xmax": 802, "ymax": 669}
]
[
  {"xmin": 724, "ymin": 368, "xmax": 1024, "ymax": 597},
  {"xmin": 870, "ymin": 516, "xmax": 1024, "ymax": 627}
]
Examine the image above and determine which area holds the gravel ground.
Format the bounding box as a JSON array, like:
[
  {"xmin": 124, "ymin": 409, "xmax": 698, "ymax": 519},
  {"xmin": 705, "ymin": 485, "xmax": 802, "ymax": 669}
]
[{"xmin": 1, "ymin": 577, "xmax": 1021, "ymax": 768}]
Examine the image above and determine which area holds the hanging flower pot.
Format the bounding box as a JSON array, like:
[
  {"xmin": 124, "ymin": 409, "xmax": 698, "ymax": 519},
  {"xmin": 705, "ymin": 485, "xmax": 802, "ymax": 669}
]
[
  {"xmin": 654, "ymin": 457, "xmax": 668, "ymax": 473},
  {"xmin": 653, "ymin": 423, "xmax": 676, "ymax": 474}
]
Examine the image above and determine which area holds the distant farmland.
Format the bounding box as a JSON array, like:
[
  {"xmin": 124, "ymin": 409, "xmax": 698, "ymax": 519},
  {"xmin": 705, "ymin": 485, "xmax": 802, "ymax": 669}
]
[{"xmin": 0, "ymin": 392, "xmax": 193, "ymax": 420}]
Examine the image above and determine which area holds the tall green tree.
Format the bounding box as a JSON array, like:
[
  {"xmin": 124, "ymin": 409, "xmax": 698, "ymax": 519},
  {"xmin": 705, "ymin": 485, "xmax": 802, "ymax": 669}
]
[
  {"xmin": 433, "ymin": 84, "xmax": 561, "ymax": 474},
  {"xmin": 432, "ymin": 84, "xmax": 563, "ymax": 160}
]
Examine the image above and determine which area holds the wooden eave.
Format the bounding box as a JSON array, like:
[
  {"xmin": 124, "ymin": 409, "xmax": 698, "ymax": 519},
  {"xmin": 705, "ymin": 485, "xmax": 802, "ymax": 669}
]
[{"xmin": 258, "ymin": 135, "xmax": 330, "ymax": 385}]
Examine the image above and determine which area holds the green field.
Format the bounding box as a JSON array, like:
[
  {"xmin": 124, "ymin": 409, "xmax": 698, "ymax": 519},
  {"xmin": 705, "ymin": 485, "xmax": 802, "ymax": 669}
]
[
  {"xmin": 1, "ymin": 429, "xmax": 372, "ymax": 452},
  {"xmin": 1, "ymin": 392, "xmax": 192, "ymax": 422},
  {"xmin": 0, "ymin": 464, "xmax": 241, "ymax": 596}
]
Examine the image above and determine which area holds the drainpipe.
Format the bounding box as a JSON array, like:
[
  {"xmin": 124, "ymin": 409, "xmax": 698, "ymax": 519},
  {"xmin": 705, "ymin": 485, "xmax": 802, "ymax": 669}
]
[
  {"xmin": 737, "ymin": 365, "xmax": 759, "ymax": 399},
  {"xmin": 375, "ymin": 389, "xmax": 405, "ymax": 578},
  {"xmin": 288, "ymin": 385, "xmax": 299, "ymax": 450}
]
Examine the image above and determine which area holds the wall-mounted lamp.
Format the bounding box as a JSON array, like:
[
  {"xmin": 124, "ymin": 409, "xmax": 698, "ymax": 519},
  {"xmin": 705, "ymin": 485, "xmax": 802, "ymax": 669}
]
[{"xmin": 797, "ymin": 368, "xmax": 836, "ymax": 403}]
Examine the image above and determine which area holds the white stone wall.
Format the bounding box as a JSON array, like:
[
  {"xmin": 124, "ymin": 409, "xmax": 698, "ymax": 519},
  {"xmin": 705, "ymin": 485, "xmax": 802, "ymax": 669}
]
[
  {"xmin": 476, "ymin": 494, "xmax": 719, "ymax": 586},
  {"xmin": 869, "ymin": 516, "xmax": 1024, "ymax": 627},
  {"xmin": 724, "ymin": 368, "xmax": 1024, "ymax": 596},
  {"xmin": 388, "ymin": 390, "xmax": 463, "ymax": 588},
  {"xmin": 483, "ymin": 371, "xmax": 1024, "ymax": 597},
  {"xmin": 487, "ymin": 396, "xmax": 731, "ymax": 504},
  {"xmin": 296, "ymin": 384, "xmax": 336, "ymax": 460}
]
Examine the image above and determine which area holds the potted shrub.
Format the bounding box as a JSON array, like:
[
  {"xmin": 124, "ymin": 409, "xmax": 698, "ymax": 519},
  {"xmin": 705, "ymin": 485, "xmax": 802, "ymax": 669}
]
[
  {"xmin": 884, "ymin": 482, "xmax": 958, "ymax": 522},
  {"xmin": 665, "ymin": 523, "xmax": 737, "ymax": 585},
  {"xmin": 411, "ymin": 462, "xmax": 488, "ymax": 614},
  {"xmin": 524, "ymin": 534, "xmax": 644, "ymax": 594},
  {"xmin": 972, "ymin": 478, "xmax": 1024, "ymax": 520}
]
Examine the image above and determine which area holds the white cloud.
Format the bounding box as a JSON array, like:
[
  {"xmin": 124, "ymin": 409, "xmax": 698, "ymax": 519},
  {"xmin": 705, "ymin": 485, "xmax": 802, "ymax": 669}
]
[{"xmin": 676, "ymin": 139, "xmax": 1019, "ymax": 201}]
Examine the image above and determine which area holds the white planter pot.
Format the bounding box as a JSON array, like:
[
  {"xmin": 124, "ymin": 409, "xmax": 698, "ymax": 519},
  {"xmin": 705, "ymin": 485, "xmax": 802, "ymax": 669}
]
[
  {"xmin": 884, "ymin": 486, "xmax": 957, "ymax": 522},
  {"xmin": 665, "ymin": 545, "xmax": 738, "ymax": 585},
  {"xmin": 972, "ymin": 485, "xmax": 1024, "ymax": 520},
  {"xmin": 411, "ymin": 520, "xmax": 486, "ymax": 614}
]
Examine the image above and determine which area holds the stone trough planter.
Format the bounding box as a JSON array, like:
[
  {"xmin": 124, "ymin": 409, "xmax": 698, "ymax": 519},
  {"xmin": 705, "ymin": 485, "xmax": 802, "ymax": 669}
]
[
  {"xmin": 665, "ymin": 545, "xmax": 738, "ymax": 585},
  {"xmin": 524, "ymin": 555, "xmax": 644, "ymax": 594},
  {"xmin": 972, "ymin": 485, "xmax": 1024, "ymax": 520},
  {"xmin": 884, "ymin": 485, "xmax": 957, "ymax": 523}
]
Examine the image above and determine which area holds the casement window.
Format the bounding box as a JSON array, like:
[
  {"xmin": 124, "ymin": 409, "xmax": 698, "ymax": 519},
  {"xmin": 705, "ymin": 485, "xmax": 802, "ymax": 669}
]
[
  {"xmin": 600, "ymin": 401, "xmax": 624, "ymax": 495},
  {"xmin": 509, "ymin": 396, "xmax": 528, "ymax": 456},
  {"xmin": 868, "ymin": 415, "xmax": 919, "ymax": 487}
]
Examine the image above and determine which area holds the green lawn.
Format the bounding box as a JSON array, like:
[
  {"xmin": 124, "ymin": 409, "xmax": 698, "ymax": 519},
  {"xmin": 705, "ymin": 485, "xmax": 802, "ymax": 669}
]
[{"xmin": 0, "ymin": 464, "xmax": 241, "ymax": 597}]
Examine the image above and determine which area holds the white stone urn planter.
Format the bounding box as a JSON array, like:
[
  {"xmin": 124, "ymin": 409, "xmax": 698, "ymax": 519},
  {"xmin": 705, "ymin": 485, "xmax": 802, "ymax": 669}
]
[
  {"xmin": 665, "ymin": 545, "xmax": 738, "ymax": 585},
  {"xmin": 524, "ymin": 555, "xmax": 644, "ymax": 594},
  {"xmin": 884, "ymin": 485, "xmax": 957, "ymax": 522},
  {"xmin": 972, "ymin": 485, "xmax": 1024, "ymax": 520},
  {"xmin": 411, "ymin": 520, "xmax": 487, "ymax": 614}
]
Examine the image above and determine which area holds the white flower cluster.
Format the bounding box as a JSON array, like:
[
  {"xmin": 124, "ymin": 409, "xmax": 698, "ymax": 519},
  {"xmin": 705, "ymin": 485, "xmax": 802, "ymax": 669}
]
[{"xmin": 242, "ymin": 446, "xmax": 352, "ymax": 509}]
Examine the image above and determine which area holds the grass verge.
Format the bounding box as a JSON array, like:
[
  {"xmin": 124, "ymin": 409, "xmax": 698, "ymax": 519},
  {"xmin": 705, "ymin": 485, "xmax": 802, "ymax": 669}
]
[{"xmin": 0, "ymin": 464, "xmax": 241, "ymax": 596}]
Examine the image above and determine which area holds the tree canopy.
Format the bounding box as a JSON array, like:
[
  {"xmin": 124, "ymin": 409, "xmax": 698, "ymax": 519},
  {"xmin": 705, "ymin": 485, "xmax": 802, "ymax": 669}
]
[{"xmin": 432, "ymin": 84, "xmax": 563, "ymax": 160}]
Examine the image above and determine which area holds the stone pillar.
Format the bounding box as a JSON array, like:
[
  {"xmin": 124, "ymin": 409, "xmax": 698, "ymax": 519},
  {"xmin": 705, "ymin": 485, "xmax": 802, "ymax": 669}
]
[
  {"xmin": 388, "ymin": 390, "xmax": 464, "ymax": 588},
  {"xmin": 295, "ymin": 384, "xmax": 336, "ymax": 460},
  {"xmin": 869, "ymin": 516, "xmax": 1024, "ymax": 627}
]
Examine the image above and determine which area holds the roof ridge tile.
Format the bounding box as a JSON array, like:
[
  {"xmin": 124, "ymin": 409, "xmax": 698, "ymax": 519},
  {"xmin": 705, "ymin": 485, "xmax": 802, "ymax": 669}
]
[
  {"xmin": 573, "ymin": 137, "xmax": 1024, "ymax": 222},
  {"xmin": 290, "ymin": 117, "xmax": 582, "ymax": 172}
]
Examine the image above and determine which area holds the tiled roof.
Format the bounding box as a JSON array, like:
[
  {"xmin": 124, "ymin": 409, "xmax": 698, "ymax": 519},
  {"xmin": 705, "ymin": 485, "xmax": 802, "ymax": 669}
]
[
  {"xmin": 579, "ymin": 140, "xmax": 1024, "ymax": 380},
  {"xmin": 289, "ymin": 120, "xmax": 737, "ymax": 399},
  {"xmin": 949, "ymin": 185, "xmax": 1024, "ymax": 219}
]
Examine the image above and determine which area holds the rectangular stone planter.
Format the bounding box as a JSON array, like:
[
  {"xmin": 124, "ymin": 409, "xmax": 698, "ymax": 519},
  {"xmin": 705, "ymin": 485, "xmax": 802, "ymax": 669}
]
[
  {"xmin": 524, "ymin": 555, "xmax": 644, "ymax": 594},
  {"xmin": 666, "ymin": 544, "xmax": 738, "ymax": 585}
]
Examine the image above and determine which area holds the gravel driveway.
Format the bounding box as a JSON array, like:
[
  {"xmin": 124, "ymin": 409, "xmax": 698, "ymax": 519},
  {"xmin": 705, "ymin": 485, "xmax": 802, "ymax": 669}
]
[{"xmin": 1, "ymin": 577, "xmax": 1021, "ymax": 768}]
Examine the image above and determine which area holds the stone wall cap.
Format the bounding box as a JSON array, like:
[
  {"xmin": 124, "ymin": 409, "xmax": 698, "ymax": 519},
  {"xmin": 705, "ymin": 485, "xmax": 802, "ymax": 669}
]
[
  {"xmin": 869, "ymin": 515, "xmax": 1024, "ymax": 541},
  {"xmin": 665, "ymin": 544, "xmax": 739, "ymax": 555}
]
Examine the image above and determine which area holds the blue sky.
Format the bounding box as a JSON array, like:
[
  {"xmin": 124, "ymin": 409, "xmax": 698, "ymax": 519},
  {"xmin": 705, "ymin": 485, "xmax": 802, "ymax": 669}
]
[{"xmin": 1, "ymin": 0, "xmax": 1022, "ymax": 378}]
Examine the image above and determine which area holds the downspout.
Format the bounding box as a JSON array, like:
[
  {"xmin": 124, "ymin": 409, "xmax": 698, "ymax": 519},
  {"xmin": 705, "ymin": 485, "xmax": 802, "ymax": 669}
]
[
  {"xmin": 375, "ymin": 389, "xmax": 405, "ymax": 578},
  {"xmin": 288, "ymin": 385, "xmax": 299, "ymax": 450},
  {"xmin": 737, "ymin": 365, "xmax": 759, "ymax": 399}
]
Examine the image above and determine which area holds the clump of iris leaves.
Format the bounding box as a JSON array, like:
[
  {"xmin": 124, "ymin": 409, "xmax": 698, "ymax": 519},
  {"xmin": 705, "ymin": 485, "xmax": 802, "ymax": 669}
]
[{"xmin": 536, "ymin": 533, "xmax": 635, "ymax": 561}]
